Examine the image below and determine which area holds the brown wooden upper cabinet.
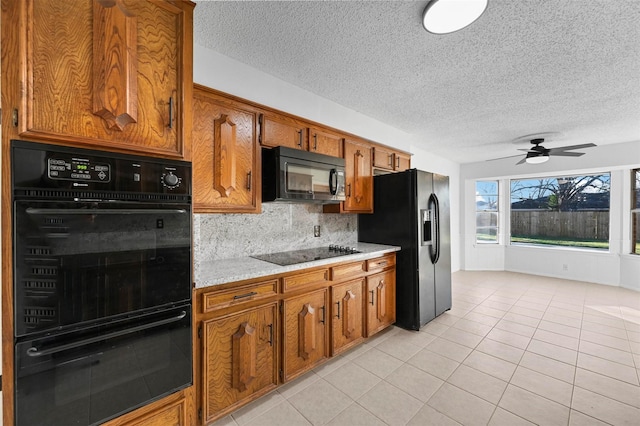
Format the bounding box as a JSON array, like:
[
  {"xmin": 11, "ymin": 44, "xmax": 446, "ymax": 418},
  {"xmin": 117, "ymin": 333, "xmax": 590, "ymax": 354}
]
[
  {"xmin": 192, "ymin": 85, "xmax": 261, "ymax": 213},
  {"xmin": 3, "ymin": 0, "xmax": 194, "ymax": 159},
  {"xmin": 259, "ymin": 113, "xmax": 342, "ymax": 158},
  {"xmin": 325, "ymin": 137, "xmax": 373, "ymax": 213},
  {"xmin": 372, "ymin": 146, "xmax": 411, "ymax": 173}
]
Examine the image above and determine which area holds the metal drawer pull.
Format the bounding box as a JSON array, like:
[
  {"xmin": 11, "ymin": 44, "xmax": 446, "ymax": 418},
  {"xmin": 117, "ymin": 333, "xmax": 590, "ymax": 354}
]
[
  {"xmin": 369, "ymin": 290, "xmax": 375, "ymax": 305},
  {"xmin": 267, "ymin": 324, "xmax": 273, "ymax": 346},
  {"xmin": 233, "ymin": 291, "xmax": 258, "ymax": 300},
  {"xmin": 335, "ymin": 301, "xmax": 341, "ymax": 319}
]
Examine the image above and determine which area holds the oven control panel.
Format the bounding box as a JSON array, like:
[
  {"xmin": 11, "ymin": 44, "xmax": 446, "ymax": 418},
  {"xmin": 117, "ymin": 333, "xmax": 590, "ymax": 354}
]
[
  {"xmin": 12, "ymin": 140, "xmax": 192, "ymax": 197},
  {"xmin": 48, "ymin": 157, "xmax": 112, "ymax": 183}
]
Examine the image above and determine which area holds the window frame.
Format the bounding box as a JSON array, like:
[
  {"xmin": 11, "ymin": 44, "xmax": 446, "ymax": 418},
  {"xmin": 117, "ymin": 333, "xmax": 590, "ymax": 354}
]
[{"xmin": 475, "ymin": 180, "xmax": 499, "ymax": 244}]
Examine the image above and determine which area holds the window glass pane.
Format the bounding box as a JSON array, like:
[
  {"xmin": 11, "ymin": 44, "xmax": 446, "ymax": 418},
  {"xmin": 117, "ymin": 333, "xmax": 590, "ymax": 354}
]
[
  {"xmin": 476, "ymin": 180, "xmax": 499, "ymax": 243},
  {"xmin": 476, "ymin": 181, "xmax": 498, "ymax": 211},
  {"xmin": 510, "ymin": 174, "xmax": 610, "ymax": 250},
  {"xmin": 633, "ymin": 212, "xmax": 640, "ymax": 255},
  {"xmin": 476, "ymin": 212, "xmax": 498, "ymax": 243},
  {"xmin": 634, "ymin": 169, "xmax": 640, "ymax": 209}
]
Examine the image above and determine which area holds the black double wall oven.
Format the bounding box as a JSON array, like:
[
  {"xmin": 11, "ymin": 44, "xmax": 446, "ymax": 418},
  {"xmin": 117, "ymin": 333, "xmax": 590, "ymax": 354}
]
[{"xmin": 11, "ymin": 140, "xmax": 193, "ymax": 425}]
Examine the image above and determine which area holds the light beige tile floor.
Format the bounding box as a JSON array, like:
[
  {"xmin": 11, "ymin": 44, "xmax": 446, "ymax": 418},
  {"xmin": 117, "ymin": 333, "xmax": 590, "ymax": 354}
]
[{"xmin": 212, "ymin": 271, "xmax": 640, "ymax": 426}]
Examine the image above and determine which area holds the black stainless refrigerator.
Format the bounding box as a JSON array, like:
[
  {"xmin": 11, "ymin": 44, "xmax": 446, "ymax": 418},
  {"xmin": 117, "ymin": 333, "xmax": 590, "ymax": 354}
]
[{"xmin": 358, "ymin": 169, "xmax": 451, "ymax": 330}]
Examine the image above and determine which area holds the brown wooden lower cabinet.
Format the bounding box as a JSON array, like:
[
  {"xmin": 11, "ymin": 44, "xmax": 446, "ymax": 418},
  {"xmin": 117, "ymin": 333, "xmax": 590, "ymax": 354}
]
[
  {"xmin": 282, "ymin": 288, "xmax": 329, "ymax": 381},
  {"xmin": 195, "ymin": 253, "xmax": 396, "ymax": 425},
  {"xmin": 330, "ymin": 278, "xmax": 364, "ymax": 355},
  {"xmin": 201, "ymin": 303, "xmax": 278, "ymax": 424},
  {"xmin": 102, "ymin": 388, "xmax": 194, "ymax": 426},
  {"xmin": 365, "ymin": 270, "xmax": 397, "ymax": 337}
]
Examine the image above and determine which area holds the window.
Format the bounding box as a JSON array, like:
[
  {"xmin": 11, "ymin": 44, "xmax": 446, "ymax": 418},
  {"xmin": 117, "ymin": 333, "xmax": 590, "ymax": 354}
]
[
  {"xmin": 510, "ymin": 173, "xmax": 610, "ymax": 250},
  {"xmin": 476, "ymin": 180, "xmax": 499, "ymax": 243},
  {"xmin": 633, "ymin": 169, "xmax": 640, "ymax": 254}
]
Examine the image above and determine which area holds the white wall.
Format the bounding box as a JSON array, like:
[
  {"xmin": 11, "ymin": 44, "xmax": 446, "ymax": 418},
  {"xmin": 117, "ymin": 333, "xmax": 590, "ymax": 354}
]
[
  {"xmin": 460, "ymin": 140, "xmax": 640, "ymax": 290},
  {"xmin": 193, "ymin": 44, "xmax": 462, "ymax": 271}
]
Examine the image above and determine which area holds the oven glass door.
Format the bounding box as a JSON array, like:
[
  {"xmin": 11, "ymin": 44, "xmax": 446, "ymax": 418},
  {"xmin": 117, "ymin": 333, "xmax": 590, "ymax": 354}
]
[
  {"xmin": 13, "ymin": 200, "xmax": 191, "ymax": 337},
  {"xmin": 15, "ymin": 305, "xmax": 192, "ymax": 426},
  {"xmin": 283, "ymin": 159, "xmax": 345, "ymax": 201}
]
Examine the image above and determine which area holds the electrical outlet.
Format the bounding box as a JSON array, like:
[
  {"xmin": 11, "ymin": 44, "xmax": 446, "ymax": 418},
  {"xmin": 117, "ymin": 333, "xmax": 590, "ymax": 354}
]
[
  {"xmin": 562, "ymin": 264, "xmax": 568, "ymax": 271},
  {"xmin": 314, "ymin": 225, "xmax": 321, "ymax": 237}
]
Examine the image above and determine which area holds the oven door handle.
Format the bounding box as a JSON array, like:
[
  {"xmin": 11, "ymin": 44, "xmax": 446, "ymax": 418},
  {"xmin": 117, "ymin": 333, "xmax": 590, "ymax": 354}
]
[
  {"xmin": 26, "ymin": 208, "xmax": 188, "ymax": 215},
  {"xmin": 26, "ymin": 310, "xmax": 188, "ymax": 357}
]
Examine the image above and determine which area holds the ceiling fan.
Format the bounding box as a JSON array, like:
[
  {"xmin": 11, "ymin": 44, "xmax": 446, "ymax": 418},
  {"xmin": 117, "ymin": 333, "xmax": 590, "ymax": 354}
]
[{"xmin": 496, "ymin": 138, "xmax": 597, "ymax": 165}]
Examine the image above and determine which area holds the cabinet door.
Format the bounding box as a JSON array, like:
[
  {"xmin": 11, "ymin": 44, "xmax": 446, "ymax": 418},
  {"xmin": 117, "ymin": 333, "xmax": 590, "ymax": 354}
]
[
  {"xmin": 202, "ymin": 304, "xmax": 278, "ymax": 423},
  {"xmin": 282, "ymin": 288, "xmax": 328, "ymax": 381},
  {"xmin": 259, "ymin": 113, "xmax": 307, "ymax": 151},
  {"xmin": 308, "ymin": 126, "xmax": 342, "ymax": 157},
  {"xmin": 330, "ymin": 279, "xmax": 364, "ymax": 355},
  {"xmin": 395, "ymin": 152, "xmax": 411, "ymax": 171},
  {"xmin": 365, "ymin": 270, "xmax": 396, "ymax": 337},
  {"xmin": 372, "ymin": 146, "xmax": 395, "ymax": 171},
  {"xmin": 7, "ymin": 0, "xmax": 193, "ymax": 159},
  {"xmin": 343, "ymin": 138, "xmax": 373, "ymax": 213},
  {"xmin": 192, "ymin": 86, "xmax": 260, "ymax": 213}
]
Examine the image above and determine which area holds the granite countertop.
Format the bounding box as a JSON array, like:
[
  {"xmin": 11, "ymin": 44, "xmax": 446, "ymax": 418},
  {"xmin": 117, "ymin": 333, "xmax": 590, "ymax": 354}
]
[{"xmin": 195, "ymin": 242, "xmax": 400, "ymax": 289}]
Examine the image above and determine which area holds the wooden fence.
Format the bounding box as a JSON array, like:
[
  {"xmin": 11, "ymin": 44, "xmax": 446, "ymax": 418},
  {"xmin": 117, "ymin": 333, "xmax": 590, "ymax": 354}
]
[{"xmin": 510, "ymin": 210, "xmax": 609, "ymax": 241}]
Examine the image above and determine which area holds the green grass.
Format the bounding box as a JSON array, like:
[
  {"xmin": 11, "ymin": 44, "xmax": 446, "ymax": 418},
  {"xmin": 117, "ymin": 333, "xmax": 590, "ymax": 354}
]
[
  {"xmin": 510, "ymin": 235, "xmax": 609, "ymax": 250},
  {"xmin": 478, "ymin": 234, "xmax": 640, "ymax": 253}
]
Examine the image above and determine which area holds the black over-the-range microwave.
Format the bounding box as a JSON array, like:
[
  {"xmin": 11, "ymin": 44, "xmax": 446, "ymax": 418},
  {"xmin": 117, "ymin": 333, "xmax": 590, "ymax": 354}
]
[{"xmin": 262, "ymin": 146, "xmax": 346, "ymax": 203}]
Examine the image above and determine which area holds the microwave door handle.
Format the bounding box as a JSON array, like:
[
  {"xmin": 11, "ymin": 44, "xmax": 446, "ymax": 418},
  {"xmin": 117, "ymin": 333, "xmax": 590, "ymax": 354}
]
[
  {"xmin": 26, "ymin": 310, "xmax": 187, "ymax": 357},
  {"xmin": 329, "ymin": 169, "xmax": 338, "ymax": 195}
]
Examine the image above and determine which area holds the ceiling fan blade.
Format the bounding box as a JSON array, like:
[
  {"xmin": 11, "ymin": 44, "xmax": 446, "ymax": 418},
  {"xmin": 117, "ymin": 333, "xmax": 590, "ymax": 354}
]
[
  {"xmin": 486, "ymin": 153, "xmax": 524, "ymax": 161},
  {"xmin": 550, "ymin": 151, "xmax": 585, "ymax": 157},
  {"xmin": 516, "ymin": 157, "xmax": 527, "ymax": 165},
  {"xmin": 548, "ymin": 143, "xmax": 596, "ymax": 153}
]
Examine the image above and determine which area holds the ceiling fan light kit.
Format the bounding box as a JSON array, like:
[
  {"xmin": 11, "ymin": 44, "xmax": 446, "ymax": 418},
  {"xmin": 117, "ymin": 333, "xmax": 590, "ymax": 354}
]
[
  {"xmin": 525, "ymin": 153, "xmax": 550, "ymax": 164},
  {"xmin": 422, "ymin": 0, "xmax": 488, "ymax": 34}
]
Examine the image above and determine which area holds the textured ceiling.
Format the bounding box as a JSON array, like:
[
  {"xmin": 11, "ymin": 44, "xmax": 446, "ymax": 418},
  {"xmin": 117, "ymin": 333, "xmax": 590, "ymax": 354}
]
[{"xmin": 193, "ymin": 0, "xmax": 640, "ymax": 164}]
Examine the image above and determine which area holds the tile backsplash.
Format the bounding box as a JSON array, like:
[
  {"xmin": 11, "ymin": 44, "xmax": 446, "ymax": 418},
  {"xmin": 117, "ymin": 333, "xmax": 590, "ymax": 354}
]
[{"xmin": 193, "ymin": 202, "xmax": 358, "ymax": 266}]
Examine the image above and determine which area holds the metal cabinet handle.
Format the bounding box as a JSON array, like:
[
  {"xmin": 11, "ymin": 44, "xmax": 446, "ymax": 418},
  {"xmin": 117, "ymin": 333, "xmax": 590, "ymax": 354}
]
[
  {"xmin": 347, "ymin": 183, "xmax": 352, "ymax": 197},
  {"xmin": 396, "ymin": 156, "xmax": 400, "ymax": 168},
  {"xmin": 320, "ymin": 306, "xmax": 326, "ymax": 324},
  {"xmin": 267, "ymin": 323, "xmax": 273, "ymax": 346},
  {"xmin": 369, "ymin": 290, "xmax": 375, "ymax": 305},
  {"xmin": 388, "ymin": 154, "xmax": 393, "ymax": 167},
  {"xmin": 247, "ymin": 171, "xmax": 252, "ymax": 190},
  {"xmin": 335, "ymin": 301, "xmax": 341, "ymax": 319},
  {"xmin": 297, "ymin": 130, "xmax": 303, "ymax": 148},
  {"xmin": 168, "ymin": 96, "xmax": 174, "ymax": 129},
  {"xmin": 313, "ymin": 134, "xmax": 318, "ymax": 150},
  {"xmin": 233, "ymin": 291, "xmax": 258, "ymax": 300}
]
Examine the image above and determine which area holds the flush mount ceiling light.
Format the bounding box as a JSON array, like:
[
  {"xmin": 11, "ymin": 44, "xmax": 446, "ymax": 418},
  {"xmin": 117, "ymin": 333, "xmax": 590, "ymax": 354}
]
[{"xmin": 422, "ymin": 0, "xmax": 488, "ymax": 34}]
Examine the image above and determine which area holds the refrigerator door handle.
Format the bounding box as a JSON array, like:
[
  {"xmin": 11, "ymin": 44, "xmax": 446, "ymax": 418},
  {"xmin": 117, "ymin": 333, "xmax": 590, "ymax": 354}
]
[
  {"xmin": 433, "ymin": 193, "xmax": 441, "ymax": 264},
  {"xmin": 427, "ymin": 193, "xmax": 440, "ymax": 264}
]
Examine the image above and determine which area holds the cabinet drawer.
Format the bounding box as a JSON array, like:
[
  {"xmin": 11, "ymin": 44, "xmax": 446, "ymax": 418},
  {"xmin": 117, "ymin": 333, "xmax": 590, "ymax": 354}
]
[
  {"xmin": 366, "ymin": 254, "xmax": 396, "ymax": 272},
  {"xmin": 202, "ymin": 280, "xmax": 278, "ymax": 313},
  {"xmin": 331, "ymin": 261, "xmax": 366, "ymax": 281},
  {"xmin": 282, "ymin": 268, "xmax": 330, "ymax": 292}
]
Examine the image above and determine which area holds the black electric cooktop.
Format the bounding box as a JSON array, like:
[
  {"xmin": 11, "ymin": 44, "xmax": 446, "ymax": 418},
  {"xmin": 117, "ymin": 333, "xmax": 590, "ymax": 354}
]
[{"xmin": 251, "ymin": 245, "xmax": 361, "ymax": 266}]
